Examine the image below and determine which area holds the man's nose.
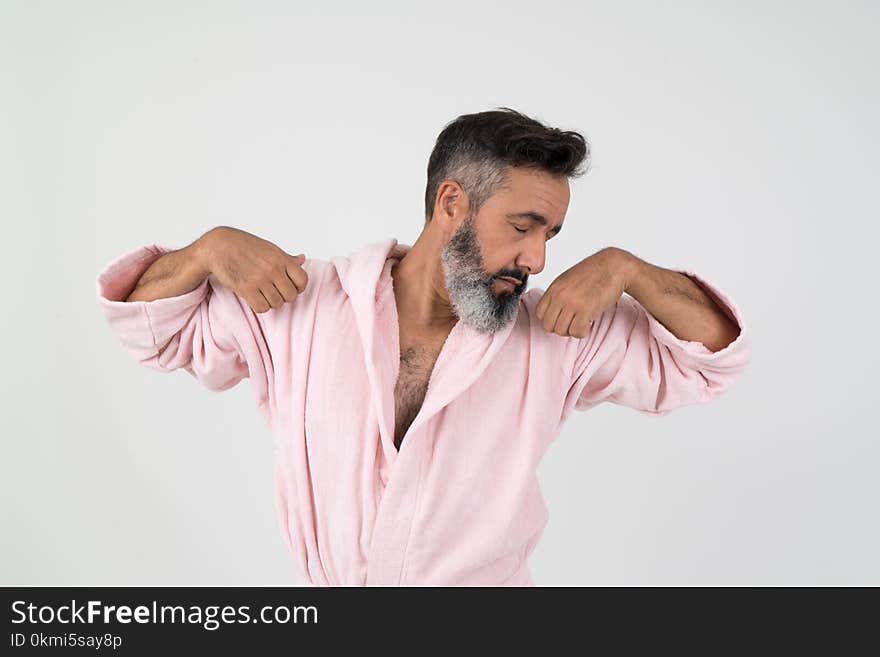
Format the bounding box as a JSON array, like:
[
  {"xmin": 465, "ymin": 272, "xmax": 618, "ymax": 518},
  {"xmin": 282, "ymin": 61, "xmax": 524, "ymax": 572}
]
[{"xmin": 516, "ymin": 245, "xmax": 545, "ymax": 277}]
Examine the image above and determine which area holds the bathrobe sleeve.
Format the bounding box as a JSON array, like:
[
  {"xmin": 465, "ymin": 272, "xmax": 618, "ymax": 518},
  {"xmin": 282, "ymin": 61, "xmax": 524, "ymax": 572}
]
[
  {"xmin": 96, "ymin": 242, "xmax": 277, "ymax": 400},
  {"xmin": 562, "ymin": 268, "xmax": 752, "ymax": 416}
]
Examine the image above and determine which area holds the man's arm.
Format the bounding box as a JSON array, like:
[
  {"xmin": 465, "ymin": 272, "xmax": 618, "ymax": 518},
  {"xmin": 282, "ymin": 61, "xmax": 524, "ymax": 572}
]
[
  {"xmin": 552, "ymin": 248, "xmax": 751, "ymax": 417},
  {"xmin": 617, "ymin": 249, "xmax": 741, "ymax": 353},
  {"xmin": 124, "ymin": 225, "xmax": 307, "ymax": 314},
  {"xmin": 97, "ymin": 226, "xmax": 301, "ymax": 397},
  {"xmin": 124, "ymin": 234, "xmax": 211, "ymax": 303}
]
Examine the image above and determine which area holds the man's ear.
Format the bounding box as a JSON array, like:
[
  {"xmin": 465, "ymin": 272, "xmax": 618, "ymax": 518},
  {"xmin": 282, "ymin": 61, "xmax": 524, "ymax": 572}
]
[{"xmin": 435, "ymin": 180, "xmax": 469, "ymax": 235}]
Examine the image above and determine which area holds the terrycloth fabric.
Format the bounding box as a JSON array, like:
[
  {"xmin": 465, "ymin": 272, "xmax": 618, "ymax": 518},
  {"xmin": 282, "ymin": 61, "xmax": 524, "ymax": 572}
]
[{"xmin": 96, "ymin": 238, "xmax": 752, "ymax": 586}]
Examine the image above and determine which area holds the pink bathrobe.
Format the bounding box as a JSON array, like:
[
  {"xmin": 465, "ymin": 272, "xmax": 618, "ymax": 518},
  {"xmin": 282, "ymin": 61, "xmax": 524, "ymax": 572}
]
[{"xmin": 96, "ymin": 237, "xmax": 751, "ymax": 586}]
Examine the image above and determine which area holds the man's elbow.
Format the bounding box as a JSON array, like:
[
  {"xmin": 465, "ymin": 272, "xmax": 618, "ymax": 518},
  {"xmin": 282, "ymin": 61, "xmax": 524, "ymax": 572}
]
[{"xmin": 705, "ymin": 320, "xmax": 741, "ymax": 353}]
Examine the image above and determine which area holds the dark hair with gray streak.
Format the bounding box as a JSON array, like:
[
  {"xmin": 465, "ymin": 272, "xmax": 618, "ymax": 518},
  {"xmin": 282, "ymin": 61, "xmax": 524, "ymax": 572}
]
[{"xmin": 424, "ymin": 107, "xmax": 591, "ymax": 222}]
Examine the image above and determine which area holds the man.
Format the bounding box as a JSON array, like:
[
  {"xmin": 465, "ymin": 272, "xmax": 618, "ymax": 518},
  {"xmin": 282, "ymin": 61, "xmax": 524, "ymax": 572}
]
[{"xmin": 96, "ymin": 107, "xmax": 751, "ymax": 586}]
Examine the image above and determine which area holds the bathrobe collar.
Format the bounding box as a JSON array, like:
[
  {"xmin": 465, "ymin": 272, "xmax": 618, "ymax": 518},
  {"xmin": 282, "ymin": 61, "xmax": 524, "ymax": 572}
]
[{"xmin": 332, "ymin": 238, "xmax": 518, "ymax": 465}]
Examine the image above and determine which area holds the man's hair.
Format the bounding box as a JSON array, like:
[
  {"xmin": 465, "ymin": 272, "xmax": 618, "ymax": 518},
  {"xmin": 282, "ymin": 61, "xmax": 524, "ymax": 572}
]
[{"xmin": 424, "ymin": 107, "xmax": 590, "ymax": 221}]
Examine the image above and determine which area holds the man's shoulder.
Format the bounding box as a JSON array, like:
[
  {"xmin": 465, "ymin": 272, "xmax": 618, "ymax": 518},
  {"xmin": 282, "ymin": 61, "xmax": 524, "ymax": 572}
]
[{"xmin": 518, "ymin": 288, "xmax": 545, "ymax": 316}]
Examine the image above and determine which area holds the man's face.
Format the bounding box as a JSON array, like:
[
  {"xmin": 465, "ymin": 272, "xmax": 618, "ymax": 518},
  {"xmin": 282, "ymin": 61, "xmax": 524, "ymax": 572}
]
[{"xmin": 440, "ymin": 167, "xmax": 569, "ymax": 333}]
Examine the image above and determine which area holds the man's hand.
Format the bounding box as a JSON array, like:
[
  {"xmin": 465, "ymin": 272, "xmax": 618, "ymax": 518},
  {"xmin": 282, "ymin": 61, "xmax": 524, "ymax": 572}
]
[
  {"xmin": 195, "ymin": 226, "xmax": 309, "ymax": 314},
  {"xmin": 534, "ymin": 247, "xmax": 635, "ymax": 338}
]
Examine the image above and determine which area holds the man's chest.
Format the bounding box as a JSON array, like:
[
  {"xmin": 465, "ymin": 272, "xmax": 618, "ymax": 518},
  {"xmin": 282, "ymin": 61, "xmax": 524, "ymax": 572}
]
[{"xmin": 392, "ymin": 332, "xmax": 448, "ymax": 451}]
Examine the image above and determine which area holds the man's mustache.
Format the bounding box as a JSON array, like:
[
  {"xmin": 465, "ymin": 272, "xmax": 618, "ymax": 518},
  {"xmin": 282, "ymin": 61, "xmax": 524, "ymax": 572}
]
[{"xmin": 494, "ymin": 272, "xmax": 528, "ymax": 286}]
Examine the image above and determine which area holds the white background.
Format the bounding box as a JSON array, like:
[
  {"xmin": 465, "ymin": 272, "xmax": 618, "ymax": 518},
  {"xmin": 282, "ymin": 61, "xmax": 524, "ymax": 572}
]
[{"xmin": 2, "ymin": 0, "xmax": 877, "ymax": 585}]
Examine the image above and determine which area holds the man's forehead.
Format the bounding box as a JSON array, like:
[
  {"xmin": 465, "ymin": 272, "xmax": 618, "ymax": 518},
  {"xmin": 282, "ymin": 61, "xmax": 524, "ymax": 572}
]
[{"xmin": 502, "ymin": 171, "xmax": 569, "ymax": 221}]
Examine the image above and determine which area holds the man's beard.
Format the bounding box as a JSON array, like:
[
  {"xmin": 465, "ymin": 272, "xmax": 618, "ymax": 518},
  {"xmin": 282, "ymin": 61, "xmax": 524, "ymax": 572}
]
[{"xmin": 440, "ymin": 214, "xmax": 528, "ymax": 333}]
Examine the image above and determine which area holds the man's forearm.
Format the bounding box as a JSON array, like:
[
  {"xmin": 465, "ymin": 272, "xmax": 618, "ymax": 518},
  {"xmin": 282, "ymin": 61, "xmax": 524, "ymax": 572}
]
[
  {"xmin": 617, "ymin": 250, "xmax": 741, "ymax": 353},
  {"xmin": 124, "ymin": 234, "xmax": 212, "ymax": 303}
]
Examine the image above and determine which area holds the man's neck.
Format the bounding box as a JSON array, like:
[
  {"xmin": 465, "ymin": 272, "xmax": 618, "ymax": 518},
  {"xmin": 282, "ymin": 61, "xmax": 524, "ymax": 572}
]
[{"xmin": 390, "ymin": 233, "xmax": 458, "ymax": 334}]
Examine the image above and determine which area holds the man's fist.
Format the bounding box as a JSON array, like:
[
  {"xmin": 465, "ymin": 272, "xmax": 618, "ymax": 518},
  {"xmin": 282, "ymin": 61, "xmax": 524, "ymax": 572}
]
[{"xmin": 196, "ymin": 226, "xmax": 309, "ymax": 314}]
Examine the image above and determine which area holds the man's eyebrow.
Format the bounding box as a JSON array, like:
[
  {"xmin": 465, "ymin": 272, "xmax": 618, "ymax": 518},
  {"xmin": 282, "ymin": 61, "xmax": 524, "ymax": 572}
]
[{"xmin": 506, "ymin": 211, "xmax": 563, "ymax": 235}]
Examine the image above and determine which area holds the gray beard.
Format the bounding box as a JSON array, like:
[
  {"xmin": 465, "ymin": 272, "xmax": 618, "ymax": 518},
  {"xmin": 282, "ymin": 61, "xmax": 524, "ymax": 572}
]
[{"xmin": 440, "ymin": 214, "xmax": 527, "ymax": 334}]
